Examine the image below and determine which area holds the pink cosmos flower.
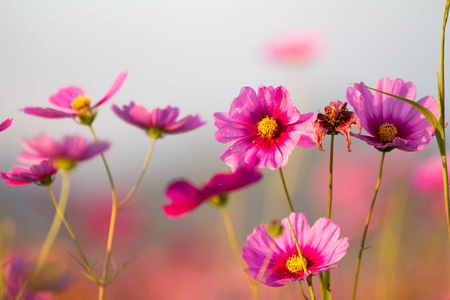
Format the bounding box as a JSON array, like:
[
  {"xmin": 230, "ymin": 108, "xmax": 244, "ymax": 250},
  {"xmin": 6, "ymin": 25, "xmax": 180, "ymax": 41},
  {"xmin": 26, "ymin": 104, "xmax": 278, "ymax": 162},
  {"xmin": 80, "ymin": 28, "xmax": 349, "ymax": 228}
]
[
  {"xmin": 18, "ymin": 135, "xmax": 110, "ymax": 171},
  {"xmin": 1, "ymin": 160, "xmax": 56, "ymax": 186},
  {"xmin": 214, "ymin": 85, "xmax": 316, "ymax": 171},
  {"xmin": 346, "ymin": 77, "xmax": 439, "ymax": 151},
  {"xmin": 265, "ymin": 30, "xmax": 326, "ymax": 65},
  {"xmin": 0, "ymin": 118, "xmax": 12, "ymax": 132},
  {"xmin": 23, "ymin": 71, "xmax": 128, "ymax": 125},
  {"xmin": 242, "ymin": 212, "xmax": 348, "ymax": 287},
  {"xmin": 314, "ymin": 100, "xmax": 361, "ymax": 151},
  {"xmin": 163, "ymin": 166, "xmax": 262, "ymax": 218},
  {"xmin": 112, "ymin": 102, "xmax": 205, "ymax": 139}
]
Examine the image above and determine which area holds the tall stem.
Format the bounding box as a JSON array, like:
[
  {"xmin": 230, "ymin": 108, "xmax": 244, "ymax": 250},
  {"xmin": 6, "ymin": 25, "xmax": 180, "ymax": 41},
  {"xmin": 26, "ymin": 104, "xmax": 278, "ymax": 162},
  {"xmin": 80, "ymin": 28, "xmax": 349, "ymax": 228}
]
[
  {"xmin": 50, "ymin": 171, "xmax": 98, "ymax": 283},
  {"xmin": 439, "ymin": 0, "xmax": 450, "ymax": 242},
  {"xmin": 279, "ymin": 167, "xmax": 294, "ymax": 212},
  {"xmin": 352, "ymin": 151, "xmax": 386, "ymax": 300},
  {"xmin": 219, "ymin": 206, "xmax": 258, "ymax": 300},
  {"xmin": 34, "ymin": 185, "xmax": 69, "ymax": 274},
  {"xmin": 88, "ymin": 125, "xmax": 117, "ymax": 294},
  {"xmin": 118, "ymin": 138, "xmax": 156, "ymax": 209}
]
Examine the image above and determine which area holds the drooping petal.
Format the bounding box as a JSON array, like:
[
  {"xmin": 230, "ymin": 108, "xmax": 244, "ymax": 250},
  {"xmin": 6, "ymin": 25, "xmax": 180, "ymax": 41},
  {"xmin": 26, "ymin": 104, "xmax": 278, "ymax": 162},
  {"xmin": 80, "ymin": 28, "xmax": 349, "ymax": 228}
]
[
  {"xmin": 163, "ymin": 181, "xmax": 207, "ymax": 218},
  {"xmin": 22, "ymin": 107, "xmax": 77, "ymax": 119}
]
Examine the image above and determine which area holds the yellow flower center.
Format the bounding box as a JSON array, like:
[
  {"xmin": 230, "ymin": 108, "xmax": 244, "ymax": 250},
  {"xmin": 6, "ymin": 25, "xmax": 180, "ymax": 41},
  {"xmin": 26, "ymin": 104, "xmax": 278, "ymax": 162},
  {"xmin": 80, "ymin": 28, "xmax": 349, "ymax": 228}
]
[
  {"xmin": 257, "ymin": 116, "xmax": 279, "ymax": 139},
  {"xmin": 71, "ymin": 96, "xmax": 91, "ymax": 112},
  {"xmin": 378, "ymin": 122, "xmax": 398, "ymax": 143},
  {"xmin": 286, "ymin": 254, "xmax": 305, "ymax": 274}
]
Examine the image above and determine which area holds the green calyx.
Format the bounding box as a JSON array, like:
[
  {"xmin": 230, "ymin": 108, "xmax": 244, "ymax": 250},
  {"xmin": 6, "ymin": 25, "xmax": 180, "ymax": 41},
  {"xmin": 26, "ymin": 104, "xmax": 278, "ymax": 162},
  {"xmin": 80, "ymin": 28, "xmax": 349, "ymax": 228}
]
[
  {"xmin": 147, "ymin": 127, "xmax": 165, "ymax": 140},
  {"xmin": 210, "ymin": 194, "xmax": 229, "ymax": 207}
]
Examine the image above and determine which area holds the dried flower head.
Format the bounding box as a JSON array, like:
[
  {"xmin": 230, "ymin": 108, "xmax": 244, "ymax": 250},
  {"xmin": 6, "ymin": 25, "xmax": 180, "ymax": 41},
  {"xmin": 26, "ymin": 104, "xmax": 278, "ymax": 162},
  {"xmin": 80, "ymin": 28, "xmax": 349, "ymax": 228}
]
[{"xmin": 314, "ymin": 100, "xmax": 361, "ymax": 151}]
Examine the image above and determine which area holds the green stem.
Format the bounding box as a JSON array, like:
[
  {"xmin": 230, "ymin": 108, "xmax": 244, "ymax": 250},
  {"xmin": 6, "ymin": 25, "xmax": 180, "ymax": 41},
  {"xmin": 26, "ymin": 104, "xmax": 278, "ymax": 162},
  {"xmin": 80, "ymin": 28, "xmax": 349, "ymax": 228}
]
[
  {"xmin": 279, "ymin": 167, "xmax": 294, "ymax": 213},
  {"xmin": 219, "ymin": 206, "xmax": 258, "ymax": 300},
  {"xmin": 352, "ymin": 151, "xmax": 386, "ymax": 300},
  {"xmin": 299, "ymin": 281, "xmax": 309, "ymax": 300},
  {"xmin": 322, "ymin": 134, "xmax": 335, "ymax": 300},
  {"xmin": 118, "ymin": 138, "xmax": 156, "ymax": 209},
  {"xmin": 439, "ymin": 0, "xmax": 450, "ymax": 242},
  {"xmin": 34, "ymin": 185, "xmax": 69, "ymax": 274},
  {"xmin": 286, "ymin": 214, "xmax": 316, "ymax": 300},
  {"xmin": 50, "ymin": 171, "xmax": 99, "ymax": 284},
  {"xmin": 87, "ymin": 125, "xmax": 118, "ymax": 290},
  {"xmin": 0, "ymin": 206, "xmax": 4, "ymax": 297}
]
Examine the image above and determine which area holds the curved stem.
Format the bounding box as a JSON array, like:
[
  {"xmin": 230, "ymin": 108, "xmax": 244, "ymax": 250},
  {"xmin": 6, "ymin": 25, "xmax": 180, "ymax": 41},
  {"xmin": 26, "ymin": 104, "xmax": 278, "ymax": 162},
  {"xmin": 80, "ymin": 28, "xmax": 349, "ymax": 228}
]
[
  {"xmin": 352, "ymin": 151, "xmax": 386, "ymax": 300},
  {"xmin": 219, "ymin": 206, "xmax": 258, "ymax": 300},
  {"xmin": 34, "ymin": 185, "xmax": 69, "ymax": 274},
  {"xmin": 299, "ymin": 281, "xmax": 309, "ymax": 300},
  {"xmin": 88, "ymin": 125, "xmax": 118, "ymax": 292},
  {"xmin": 279, "ymin": 167, "xmax": 294, "ymax": 213},
  {"xmin": 49, "ymin": 171, "xmax": 99, "ymax": 284},
  {"xmin": 118, "ymin": 138, "xmax": 156, "ymax": 209}
]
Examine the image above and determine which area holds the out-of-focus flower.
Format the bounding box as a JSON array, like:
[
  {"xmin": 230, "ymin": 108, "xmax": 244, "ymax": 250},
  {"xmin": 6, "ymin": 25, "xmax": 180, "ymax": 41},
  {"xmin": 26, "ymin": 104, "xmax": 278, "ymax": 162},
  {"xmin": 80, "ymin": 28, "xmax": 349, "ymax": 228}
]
[
  {"xmin": 214, "ymin": 85, "xmax": 316, "ymax": 171},
  {"xmin": 3, "ymin": 252, "xmax": 70, "ymax": 300},
  {"xmin": 346, "ymin": 77, "xmax": 439, "ymax": 151},
  {"xmin": 1, "ymin": 160, "xmax": 56, "ymax": 186},
  {"xmin": 242, "ymin": 212, "xmax": 348, "ymax": 287},
  {"xmin": 112, "ymin": 102, "xmax": 205, "ymax": 140},
  {"xmin": 163, "ymin": 166, "xmax": 262, "ymax": 218},
  {"xmin": 265, "ymin": 30, "xmax": 326, "ymax": 65},
  {"xmin": 0, "ymin": 118, "xmax": 12, "ymax": 132},
  {"xmin": 23, "ymin": 71, "xmax": 128, "ymax": 125},
  {"xmin": 18, "ymin": 135, "xmax": 110, "ymax": 171},
  {"xmin": 314, "ymin": 100, "xmax": 361, "ymax": 151}
]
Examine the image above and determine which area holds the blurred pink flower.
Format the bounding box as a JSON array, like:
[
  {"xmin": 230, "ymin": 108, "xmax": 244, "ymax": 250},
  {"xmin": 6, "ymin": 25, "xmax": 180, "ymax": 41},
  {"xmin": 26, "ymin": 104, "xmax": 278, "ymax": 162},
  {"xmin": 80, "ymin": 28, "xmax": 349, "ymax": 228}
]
[
  {"xmin": 314, "ymin": 100, "xmax": 361, "ymax": 151},
  {"xmin": 346, "ymin": 77, "xmax": 439, "ymax": 151},
  {"xmin": 1, "ymin": 160, "xmax": 56, "ymax": 186},
  {"xmin": 0, "ymin": 118, "xmax": 12, "ymax": 132},
  {"xmin": 242, "ymin": 212, "xmax": 348, "ymax": 287},
  {"xmin": 18, "ymin": 135, "xmax": 109, "ymax": 171},
  {"xmin": 3, "ymin": 252, "xmax": 69, "ymax": 300},
  {"xmin": 265, "ymin": 30, "xmax": 326, "ymax": 65},
  {"xmin": 23, "ymin": 71, "xmax": 128, "ymax": 125},
  {"xmin": 112, "ymin": 102, "xmax": 205, "ymax": 139},
  {"xmin": 163, "ymin": 165, "xmax": 262, "ymax": 218},
  {"xmin": 214, "ymin": 85, "xmax": 316, "ymax": 171}
]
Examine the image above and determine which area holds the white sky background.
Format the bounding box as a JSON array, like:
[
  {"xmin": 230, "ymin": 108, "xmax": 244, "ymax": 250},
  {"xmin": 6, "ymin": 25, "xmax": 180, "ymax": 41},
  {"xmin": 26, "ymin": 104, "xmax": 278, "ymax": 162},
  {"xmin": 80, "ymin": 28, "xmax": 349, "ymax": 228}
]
[{"xmin": 0, "ymin": 0, "xmax": 447, "ymax": 212}]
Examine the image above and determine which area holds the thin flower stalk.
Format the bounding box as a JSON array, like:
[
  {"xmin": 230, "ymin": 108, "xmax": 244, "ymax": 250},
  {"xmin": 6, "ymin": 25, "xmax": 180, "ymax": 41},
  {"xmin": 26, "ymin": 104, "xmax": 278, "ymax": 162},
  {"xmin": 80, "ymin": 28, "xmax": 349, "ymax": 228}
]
[
  {"xmin": 438, "ymin": 0, "xmax": 450, "ymax": 241},
  {"xmin": 0, "ymin": 208, "xmax": 4, "ymax": 297},
  {"xmin": 279, "ymin": 167, "xmax": 294, "ymax": 212},
  {"xmin": 50, "ymin": 171, "xmax": 99, "ymax": 284},
  {"xmin": 286, "ymin": 214, "xmax": 315, "ymax": 300},
  {"xmin": 219, "ymin": 206, "xmax": 258, "ymax": 300},
  {"xmin": 34, "ymin": 185, "xmax": 69, "ymax": 274},
  {"xmin": 118, "ymin": 138, "xmax": 156, "ymax": 209},
  {"xmin": 352, "ymin": 151, "xmax": 386, "ymax": 300},
  {"xmin": 87, "ymin": 125, "xmax": 117, "ymax": 293}
]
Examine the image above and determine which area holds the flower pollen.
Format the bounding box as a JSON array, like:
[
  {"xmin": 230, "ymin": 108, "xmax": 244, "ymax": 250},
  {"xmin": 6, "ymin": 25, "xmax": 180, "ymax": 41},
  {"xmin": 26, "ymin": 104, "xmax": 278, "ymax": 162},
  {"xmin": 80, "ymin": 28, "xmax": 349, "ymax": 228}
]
[
  {"xmin": 286, "ymin": 254, "xmax": 305, "ymax": 274},
  {"xmin": 71, "ymin": 96, "xmax": 91, "ymax": 112},
  {"xmin": 378, "ymin": 122, "xmax": 398, "ymax": 143},
  {"xmin": 257, "ymin": 116, "xmax": 279, "ymax": 139}
]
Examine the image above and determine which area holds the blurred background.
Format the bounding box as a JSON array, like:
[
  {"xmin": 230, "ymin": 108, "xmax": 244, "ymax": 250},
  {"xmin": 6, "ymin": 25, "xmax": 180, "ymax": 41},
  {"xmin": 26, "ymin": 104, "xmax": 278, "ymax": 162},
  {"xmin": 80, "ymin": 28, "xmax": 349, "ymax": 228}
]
[{"xmin": 0, "ymin": 0, "xmax": 449, "ymax": 299}]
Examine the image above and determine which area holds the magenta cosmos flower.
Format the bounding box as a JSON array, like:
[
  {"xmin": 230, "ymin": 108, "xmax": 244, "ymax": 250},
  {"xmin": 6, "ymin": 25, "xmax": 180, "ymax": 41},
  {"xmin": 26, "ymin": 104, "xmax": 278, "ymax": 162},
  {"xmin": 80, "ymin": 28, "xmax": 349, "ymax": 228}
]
[
  {"xmin": 0, "ymin": 118, "xmax": 12, "ymax": 132},
  {"xmin": 314, "ymin": 100, "xmax": 361, "ymax": 151},
  {"xmin": 214, "ymin": 85, "xmax": 316, "ymax": 171},
  {"xmin": 1, "ymin": 160, "xmax": 56, "ymax": 186},
  {"xmin": 112, "ymin": 102, "xmax": 205, "ymax": 139},
  {"xmin": 18, "ymin": 134, "xmax": 110, "ymax": 171},
  {"xmin": 163, "ymin": 166, "xmax": 262, "ymax": 218},
  {"xmin": 23, "ymin": 71, "xmax": 128, "ymax": 125},
  {"xmin": 346, "ymin": 77, "xmax": 439, "ymax": 151},
  {"xmin": 242, "ymin": 212, "xmax": 348, "ymax": 287}
]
